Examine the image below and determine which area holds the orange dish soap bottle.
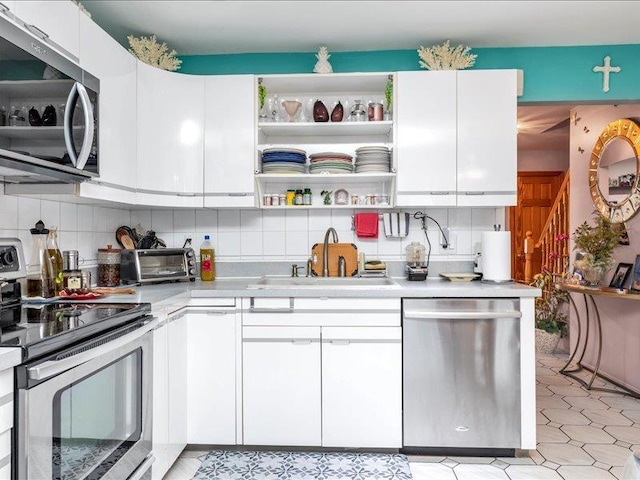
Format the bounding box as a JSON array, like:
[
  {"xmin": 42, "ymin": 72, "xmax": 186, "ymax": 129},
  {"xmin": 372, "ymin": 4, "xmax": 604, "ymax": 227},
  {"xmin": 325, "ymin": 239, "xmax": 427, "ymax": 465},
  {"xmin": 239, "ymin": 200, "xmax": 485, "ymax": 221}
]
[{"xmin": 200, "ymin": 235, "xmax": 215, "ymax": 281}]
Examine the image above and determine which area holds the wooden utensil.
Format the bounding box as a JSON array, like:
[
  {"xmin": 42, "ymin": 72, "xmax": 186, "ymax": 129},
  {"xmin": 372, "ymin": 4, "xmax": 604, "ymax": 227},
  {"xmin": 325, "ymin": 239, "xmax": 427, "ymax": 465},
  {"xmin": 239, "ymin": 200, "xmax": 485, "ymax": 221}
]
[
  {"xmin": 92, "ymin": 287, "xmax": 136, "ymax": 295},
  {"xmin": 120, "ymin": 234, "xmax": 135, "ymax": 250}
]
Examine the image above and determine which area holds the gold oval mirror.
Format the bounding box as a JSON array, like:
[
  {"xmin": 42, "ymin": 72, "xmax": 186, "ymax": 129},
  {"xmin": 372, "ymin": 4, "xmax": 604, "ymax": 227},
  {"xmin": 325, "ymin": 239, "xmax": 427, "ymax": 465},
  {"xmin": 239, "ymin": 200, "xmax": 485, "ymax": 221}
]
[{"xmin": 589, "ymin": 118, "xmax": 640, "ymax": 223}]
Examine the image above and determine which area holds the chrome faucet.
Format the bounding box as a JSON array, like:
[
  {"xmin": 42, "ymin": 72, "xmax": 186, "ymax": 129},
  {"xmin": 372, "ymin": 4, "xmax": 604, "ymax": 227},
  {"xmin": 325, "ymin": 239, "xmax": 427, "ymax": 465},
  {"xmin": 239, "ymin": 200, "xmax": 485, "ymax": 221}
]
[{"xmin": 322, "ymin": 227, "xmax": 339, "ymax": 277}]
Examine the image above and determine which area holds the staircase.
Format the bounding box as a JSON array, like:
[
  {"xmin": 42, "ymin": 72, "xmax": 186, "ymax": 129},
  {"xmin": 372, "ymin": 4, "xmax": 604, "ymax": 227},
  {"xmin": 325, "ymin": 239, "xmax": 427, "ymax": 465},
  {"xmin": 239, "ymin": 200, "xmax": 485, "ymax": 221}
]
[{"xmin": 524, "ymin": 171, "xmax": 570, "ymax": 283}]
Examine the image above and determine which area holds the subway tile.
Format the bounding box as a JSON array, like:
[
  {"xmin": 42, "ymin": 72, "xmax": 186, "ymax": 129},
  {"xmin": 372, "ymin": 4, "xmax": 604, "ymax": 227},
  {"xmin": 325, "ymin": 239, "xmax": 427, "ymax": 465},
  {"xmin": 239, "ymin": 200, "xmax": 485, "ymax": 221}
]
[
  {"xmin": 448, "ymin": 208, "xmax": 471, "ymax": 228},
  {"xmin": 263, "ymin": 231, "xmax": 286, "ymax": 256},
  {"xmin": 130, "ymin": 210, "xmax": 152, "ymax": 229},
  {"xmin": 285, "ymin": 230, "xmax": 309, "ymax": 256},
  {"xmin": 472, "ymin": 208, "xmax": 496, "ymax": 229},
  {"xmin": 217, "ymin": 210, "xmax": 240, "ymax": 231},
  {"xmin": 240, "ymin": 231, "xmax": 263, "ymax": 256},
  {"xmin": 240, "ymin": 210, "xmax": 263, "ymax": 231},
  {"xmin": 60, "ymin": 203, "xmax": 78, "ymax": 232},
  {"xmin": 174, "ymin": 209, "xmax": 196, "ymax": 232},
  {"xmin": 0, "ymin": 194, "xmax": 18, "ymax": 230},
  {"xmin": 195, "ymin": 209, "xmax": 218, "ymax": 233},
  {"xmin": 77, "ymin": 205, "xmax": 93, "ymax": 232},
  {"xmin": 285, "ymin": 209, "xmax": 308, "ymax": 231},
  {"xmin": 217, "ymin": 231, "xmax": 241, "ymax": 256},
  {"xmin": 151, "ymin": 210, "xmax": 174, "ymax": 232},
  {"xmin": 92, "ymin": 206, "xmax": 108, "ymax": 233},
  {"xmin": 262, "ymin": 210, "xmax": 286, "ymax": 231},
  {"xmin": 40, "ymin": 201, "xmax": 60, "ymax": 231},
  {"xmin": 18, "ymin": 197, "xmax": 40, "ymax": 230}
]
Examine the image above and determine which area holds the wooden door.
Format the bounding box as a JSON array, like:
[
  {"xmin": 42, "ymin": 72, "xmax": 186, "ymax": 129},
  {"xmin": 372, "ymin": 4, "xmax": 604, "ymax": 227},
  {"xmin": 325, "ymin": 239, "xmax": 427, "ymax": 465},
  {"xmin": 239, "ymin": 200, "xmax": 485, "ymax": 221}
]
[{"xmin": 509, "ymin": 172, "xmax": 564, "ymax": 282}]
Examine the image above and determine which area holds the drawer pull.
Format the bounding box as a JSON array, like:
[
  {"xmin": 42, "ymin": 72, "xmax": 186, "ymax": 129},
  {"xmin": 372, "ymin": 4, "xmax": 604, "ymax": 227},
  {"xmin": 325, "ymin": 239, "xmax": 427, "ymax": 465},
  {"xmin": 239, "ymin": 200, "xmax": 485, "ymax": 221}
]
[
  {"xmin": 206, "ymin": 310, "xmax": 229, "ymax": 316},
  {"xmin": 25, "ymin": 24, "xmax": 49, "ymax": 40},
  {"xmin": 292, "ymin": 339, "xmax": 312, "ymax": 345}
]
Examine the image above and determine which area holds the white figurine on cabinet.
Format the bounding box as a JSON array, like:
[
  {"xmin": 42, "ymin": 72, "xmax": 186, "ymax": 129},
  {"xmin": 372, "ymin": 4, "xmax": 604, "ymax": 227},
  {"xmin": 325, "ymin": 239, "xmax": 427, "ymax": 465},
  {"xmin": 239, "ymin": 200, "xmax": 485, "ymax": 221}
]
[{"xmin": 313, "ymin": 46, "xmax": 333, "ymax": 74}]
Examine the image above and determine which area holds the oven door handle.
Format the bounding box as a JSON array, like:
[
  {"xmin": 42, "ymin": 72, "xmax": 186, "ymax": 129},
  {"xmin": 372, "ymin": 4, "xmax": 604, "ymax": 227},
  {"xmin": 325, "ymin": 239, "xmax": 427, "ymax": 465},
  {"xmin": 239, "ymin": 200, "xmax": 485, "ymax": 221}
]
[{"xmin": 27, "ymin": 317, "xmax": 158, "ymax": 381}]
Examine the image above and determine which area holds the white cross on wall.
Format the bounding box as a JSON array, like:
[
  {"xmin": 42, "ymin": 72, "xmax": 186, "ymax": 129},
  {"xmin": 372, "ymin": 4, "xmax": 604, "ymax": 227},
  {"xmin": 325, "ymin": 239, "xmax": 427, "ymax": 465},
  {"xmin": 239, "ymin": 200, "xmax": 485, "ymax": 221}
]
[{"xmin": 593, "ymin": 56, "xmax": 621, "ymax": 93}]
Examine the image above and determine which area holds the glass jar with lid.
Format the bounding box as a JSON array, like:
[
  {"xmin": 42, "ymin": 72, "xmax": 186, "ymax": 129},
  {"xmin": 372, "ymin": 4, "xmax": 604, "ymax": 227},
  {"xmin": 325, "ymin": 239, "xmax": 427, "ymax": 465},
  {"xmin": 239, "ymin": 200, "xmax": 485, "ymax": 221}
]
[
  {"xmin": 406, "ymin": 242, "xmax": 426, "ymax": 267},
  {"xmin": 97, "ymin": 245, "xmax": 121, "ymax": 287}
]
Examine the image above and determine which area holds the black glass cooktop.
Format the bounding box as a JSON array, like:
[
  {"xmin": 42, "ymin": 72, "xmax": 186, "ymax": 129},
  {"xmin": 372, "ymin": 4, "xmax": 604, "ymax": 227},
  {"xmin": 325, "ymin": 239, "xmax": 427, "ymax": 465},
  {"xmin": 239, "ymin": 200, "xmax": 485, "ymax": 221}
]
[{"xmin": 0, "ymin": 302, "xmax": 151, "ymax": 362}]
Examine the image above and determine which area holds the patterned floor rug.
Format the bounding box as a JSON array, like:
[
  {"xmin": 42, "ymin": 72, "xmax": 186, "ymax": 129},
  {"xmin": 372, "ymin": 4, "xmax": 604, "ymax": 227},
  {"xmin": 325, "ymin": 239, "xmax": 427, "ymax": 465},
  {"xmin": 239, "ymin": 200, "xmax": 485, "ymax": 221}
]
[{"xmin": 193, "ymin": 450, "xmax": 413, "ymax": 479}]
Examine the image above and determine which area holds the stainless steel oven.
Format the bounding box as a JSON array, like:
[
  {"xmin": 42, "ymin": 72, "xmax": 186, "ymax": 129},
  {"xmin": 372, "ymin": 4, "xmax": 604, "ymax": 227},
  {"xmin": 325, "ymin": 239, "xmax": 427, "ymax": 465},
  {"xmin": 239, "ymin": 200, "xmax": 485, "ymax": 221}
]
[{"xmin": 14, "ymin": 314, "xmax": 157, "ymax": 480}]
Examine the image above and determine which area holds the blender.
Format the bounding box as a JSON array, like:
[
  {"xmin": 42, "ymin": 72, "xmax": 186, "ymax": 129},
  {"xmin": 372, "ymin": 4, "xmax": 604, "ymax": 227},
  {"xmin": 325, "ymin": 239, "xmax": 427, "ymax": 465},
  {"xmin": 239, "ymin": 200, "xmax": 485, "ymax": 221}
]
[{"xmin": 406, "ymin": 241, "xmax": 428, "ymax": 281}]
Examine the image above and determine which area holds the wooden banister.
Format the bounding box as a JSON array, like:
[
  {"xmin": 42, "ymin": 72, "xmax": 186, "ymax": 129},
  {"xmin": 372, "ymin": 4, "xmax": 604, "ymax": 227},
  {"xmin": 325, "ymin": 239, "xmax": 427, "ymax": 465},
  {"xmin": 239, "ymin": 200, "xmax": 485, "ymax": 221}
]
[{"xmin": 524, "ymin": 171, "xmax": 570, "ymax": 283}]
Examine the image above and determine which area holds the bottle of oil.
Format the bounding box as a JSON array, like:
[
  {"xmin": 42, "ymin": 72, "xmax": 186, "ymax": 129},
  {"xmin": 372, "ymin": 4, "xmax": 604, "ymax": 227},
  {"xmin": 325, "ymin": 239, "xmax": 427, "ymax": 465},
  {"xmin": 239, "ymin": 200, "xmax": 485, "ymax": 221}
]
[
  {"xmin": 47, "ymin": 227, "xmax": 63, "ymax": 294},
  {"xmin": 200, "ymin": 235, "xmax": 215, "ymax": 281}
]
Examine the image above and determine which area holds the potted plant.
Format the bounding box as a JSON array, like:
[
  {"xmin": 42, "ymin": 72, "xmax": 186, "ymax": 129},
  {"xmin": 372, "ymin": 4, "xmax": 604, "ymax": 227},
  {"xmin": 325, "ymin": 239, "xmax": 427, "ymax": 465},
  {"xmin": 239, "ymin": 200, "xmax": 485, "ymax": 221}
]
[
  {"xmin": 531, "ymin": 268, "xmax": 569, "ymax": 354},
  {"xmin": 572, "ymin": 212, "xmax": 622, "ymax": 286},
  {"xmin": 384, "ymin": 79, "xmax": 393, "ymax": 120}
]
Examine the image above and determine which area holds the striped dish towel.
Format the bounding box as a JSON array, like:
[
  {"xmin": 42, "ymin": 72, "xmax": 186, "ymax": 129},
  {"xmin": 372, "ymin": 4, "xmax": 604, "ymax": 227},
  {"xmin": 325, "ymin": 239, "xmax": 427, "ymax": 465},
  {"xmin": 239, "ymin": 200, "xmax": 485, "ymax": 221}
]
[{"xmin": 383, "ymin": 212, "xmax": 410, "ymax": 238}]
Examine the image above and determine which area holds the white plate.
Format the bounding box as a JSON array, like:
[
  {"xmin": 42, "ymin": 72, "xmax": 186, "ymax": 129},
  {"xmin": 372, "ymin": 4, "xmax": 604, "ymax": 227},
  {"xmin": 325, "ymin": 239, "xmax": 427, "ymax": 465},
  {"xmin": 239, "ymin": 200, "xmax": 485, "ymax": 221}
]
[
  {"xmin": 262, "ymin": 147, "xmax": 307, "ymax": 155},
  {"xmin": 439, "ymin": 273, "xmax": 482, "ymax": 282}
]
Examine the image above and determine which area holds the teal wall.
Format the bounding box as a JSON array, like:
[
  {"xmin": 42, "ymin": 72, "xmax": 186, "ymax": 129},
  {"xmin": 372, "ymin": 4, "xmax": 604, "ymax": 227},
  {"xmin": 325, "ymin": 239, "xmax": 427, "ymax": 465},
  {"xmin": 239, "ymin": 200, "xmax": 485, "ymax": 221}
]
[{"xmin": 179, "ymin": 44, "xmax": 640, "ymax": 104}]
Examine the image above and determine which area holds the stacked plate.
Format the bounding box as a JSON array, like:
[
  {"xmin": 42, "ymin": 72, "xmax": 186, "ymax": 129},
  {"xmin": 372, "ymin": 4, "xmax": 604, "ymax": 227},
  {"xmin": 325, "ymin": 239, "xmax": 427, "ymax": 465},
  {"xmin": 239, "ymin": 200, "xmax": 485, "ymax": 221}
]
[
  {"xmin": 261, "ymin": 148, "xmax": 307, "ymax": 174},
  {"xmin": 308, "ymin": 152, "xmax": 354, "ymax": 174},
  {"xmin": 354, "ymin": 146, "xmax": 391, "ymax": 173}
]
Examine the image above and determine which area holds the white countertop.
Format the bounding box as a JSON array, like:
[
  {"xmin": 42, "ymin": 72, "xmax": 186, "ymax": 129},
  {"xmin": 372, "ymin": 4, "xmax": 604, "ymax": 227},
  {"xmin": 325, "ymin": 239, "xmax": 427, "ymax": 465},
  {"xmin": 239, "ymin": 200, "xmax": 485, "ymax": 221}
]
[{"xmin": 102, "ymin": 277, "xmax": 540, "ymax": 306}]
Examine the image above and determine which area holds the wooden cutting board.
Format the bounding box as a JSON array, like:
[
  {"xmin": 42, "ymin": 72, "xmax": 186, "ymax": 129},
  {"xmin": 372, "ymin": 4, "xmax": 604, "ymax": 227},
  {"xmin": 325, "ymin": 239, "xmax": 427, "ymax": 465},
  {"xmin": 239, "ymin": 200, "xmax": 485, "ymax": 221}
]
[{"xmin": 310, "ymin": 243, "xmax": 359, "ymax": 277}]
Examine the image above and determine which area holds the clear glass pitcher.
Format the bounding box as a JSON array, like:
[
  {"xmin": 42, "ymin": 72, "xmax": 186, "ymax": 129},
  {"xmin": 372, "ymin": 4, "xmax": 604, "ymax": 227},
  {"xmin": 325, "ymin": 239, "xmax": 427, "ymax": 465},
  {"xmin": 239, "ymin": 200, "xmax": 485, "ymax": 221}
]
[{"xmin": 26, "ymin": 220, "xmax": 56, "ymax": 298}]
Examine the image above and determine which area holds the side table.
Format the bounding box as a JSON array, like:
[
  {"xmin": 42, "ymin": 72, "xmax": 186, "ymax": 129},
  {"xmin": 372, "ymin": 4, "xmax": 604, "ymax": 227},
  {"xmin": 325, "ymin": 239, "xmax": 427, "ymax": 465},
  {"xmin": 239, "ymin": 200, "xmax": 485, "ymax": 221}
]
[{"xmin": 556, "ymin": 283, "xmax": 640, "ymax": 398}]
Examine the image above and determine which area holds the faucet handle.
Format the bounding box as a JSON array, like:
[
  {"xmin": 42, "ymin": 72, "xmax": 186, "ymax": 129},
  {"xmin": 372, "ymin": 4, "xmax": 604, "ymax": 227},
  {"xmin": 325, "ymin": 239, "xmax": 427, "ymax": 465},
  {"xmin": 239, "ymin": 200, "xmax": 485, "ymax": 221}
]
[{"xmin": 291, "ymin": 264, "xmax": 303, "ymax": 277}]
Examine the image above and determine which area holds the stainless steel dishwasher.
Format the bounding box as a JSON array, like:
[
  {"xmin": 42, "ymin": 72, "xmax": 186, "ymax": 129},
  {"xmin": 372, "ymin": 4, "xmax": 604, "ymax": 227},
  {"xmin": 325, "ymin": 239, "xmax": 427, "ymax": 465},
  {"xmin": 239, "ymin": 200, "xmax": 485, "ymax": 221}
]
[{"xmin": 402, "ymin": 298, "xmax": 521, "ymax": 453}]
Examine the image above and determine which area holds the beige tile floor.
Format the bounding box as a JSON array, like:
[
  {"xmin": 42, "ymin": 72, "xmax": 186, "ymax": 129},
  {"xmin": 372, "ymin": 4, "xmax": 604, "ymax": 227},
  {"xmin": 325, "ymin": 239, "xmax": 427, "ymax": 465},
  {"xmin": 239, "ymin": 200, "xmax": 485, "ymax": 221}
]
[{"xmin": 164, "ymin": 353, "xmax": 640, "ymax": 479}]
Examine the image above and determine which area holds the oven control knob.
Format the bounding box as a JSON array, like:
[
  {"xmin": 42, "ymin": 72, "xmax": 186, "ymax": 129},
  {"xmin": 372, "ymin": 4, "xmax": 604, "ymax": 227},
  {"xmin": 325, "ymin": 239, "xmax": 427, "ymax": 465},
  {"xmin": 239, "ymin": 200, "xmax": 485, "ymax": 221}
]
[
  {"xmin": 186, "ymin": 250, "xmax": 194, "ymax": 257},
  {"xmin": 0, "ymin": 251, "xmax": 14, "ymax": 266},
  {"xmin": 188, "ymin": 260, "xmax": 195, "ymax": 266},
  {"xmin": 189, "ymin": 268, "xmax": 196, "ymax": 275}
]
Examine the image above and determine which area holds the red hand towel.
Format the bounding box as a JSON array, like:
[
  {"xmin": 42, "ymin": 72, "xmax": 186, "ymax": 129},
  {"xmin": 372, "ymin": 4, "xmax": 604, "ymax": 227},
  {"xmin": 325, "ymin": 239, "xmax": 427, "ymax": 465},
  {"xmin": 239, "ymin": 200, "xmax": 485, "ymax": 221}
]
[{"xmin": 354, "ymin": 212, "xmax": 379, "ymax": 238}]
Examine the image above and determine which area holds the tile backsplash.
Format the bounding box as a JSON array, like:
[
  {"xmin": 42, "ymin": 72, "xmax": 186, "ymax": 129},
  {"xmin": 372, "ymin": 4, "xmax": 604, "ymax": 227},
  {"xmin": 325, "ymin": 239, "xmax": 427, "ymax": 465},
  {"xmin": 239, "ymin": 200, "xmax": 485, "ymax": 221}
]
[{"xmin": 0, "ymin": 191, "xmax": 504, "ymax": 268}]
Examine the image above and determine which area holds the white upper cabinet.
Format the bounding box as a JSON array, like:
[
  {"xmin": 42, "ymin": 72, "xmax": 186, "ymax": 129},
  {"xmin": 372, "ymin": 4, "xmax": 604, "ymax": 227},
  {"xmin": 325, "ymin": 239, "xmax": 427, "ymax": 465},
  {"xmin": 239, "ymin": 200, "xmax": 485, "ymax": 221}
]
[
  {"xmin": 0, "ymin": 2, "xmax": 16, "ymax": 17},
  {"xmin": 457, "ymin": 69, "xmax": 517, "ymax": 206},
  {"xmin": 136, "ymin": 61, "xmax": 204, "ymax": 207},
  {"xmin": 396, "ymin": 71, "xmax": 457, "ymax": 206},
  {"xmin": 395, "ymin": 69, "xmax": 518, "ymax": 207},
  {"xmin": 78, "ymin": 15, "xmax": 136, "ymax": 190},
  {"xmin": 204, "ymin": 75, "xmax": 256, "ymax": 207},
  {"xmin": 12, "ymin": 1, "xmax": 80, "ymax": 60}
]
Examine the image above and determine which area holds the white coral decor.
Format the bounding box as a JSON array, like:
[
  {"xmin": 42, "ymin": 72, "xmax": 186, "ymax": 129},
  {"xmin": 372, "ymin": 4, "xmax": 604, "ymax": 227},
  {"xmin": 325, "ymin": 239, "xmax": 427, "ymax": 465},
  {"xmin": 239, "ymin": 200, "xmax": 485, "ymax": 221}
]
[
  {"xmin": 417, "ymin": 40, "xmax": 477, "ymax": 70},
  {"xmin": 128, "ymin": 34, "xmax": 182, "ymax": 72},
  {"xmin": 313, "ymin": 46, "xmax": 333, "ymax": 74}
]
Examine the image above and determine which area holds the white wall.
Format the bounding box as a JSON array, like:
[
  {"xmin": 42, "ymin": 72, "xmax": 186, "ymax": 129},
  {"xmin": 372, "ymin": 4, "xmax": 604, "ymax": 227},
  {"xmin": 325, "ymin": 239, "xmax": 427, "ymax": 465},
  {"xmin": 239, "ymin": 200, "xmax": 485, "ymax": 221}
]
[
  {"xmin": 0, "ymin": 189, "xmax": 504, "ymax": 267},
  {"xmin": 518, "ymin": 149, "xmax": 569, "ymax": 172},
  {"xmin": 569, "ymin": 104, "xmax": 640, "ymax": 392}
]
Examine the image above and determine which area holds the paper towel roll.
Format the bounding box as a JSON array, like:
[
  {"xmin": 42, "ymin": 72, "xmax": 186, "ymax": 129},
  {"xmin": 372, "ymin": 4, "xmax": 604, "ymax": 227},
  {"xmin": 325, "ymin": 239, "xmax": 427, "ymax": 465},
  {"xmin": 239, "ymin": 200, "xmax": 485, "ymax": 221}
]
[{"xmin": 481, "ymin": 231, "xmax": 512, "ymax": 281}]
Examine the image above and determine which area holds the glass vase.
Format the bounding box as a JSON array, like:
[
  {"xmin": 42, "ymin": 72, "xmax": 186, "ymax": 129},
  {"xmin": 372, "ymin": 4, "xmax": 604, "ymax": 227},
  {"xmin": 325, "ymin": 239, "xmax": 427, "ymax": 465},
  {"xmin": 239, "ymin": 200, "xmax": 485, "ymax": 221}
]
[{"xmin": 581, "ymin": 259, "xmax": 615, "ymax": 287}]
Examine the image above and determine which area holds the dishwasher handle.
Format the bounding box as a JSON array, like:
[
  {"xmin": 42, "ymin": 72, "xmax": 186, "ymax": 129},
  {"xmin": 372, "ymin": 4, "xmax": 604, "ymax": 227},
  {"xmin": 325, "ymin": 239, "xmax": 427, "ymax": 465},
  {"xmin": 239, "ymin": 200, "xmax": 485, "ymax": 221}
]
[{"xmin": 403, "ymin": 310, "xmax": 521, "ymax": 320}]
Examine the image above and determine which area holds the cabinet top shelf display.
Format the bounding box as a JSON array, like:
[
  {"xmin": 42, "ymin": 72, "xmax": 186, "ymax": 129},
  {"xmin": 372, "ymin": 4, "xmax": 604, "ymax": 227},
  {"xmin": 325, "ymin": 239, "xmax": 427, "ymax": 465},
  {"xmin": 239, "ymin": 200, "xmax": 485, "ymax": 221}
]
[
  {"xmin": 256, "ymin": 172, "xmax": 395, "ymax": 185},
  {"xmin": 258, "ymin": 121, "xmax": 393, "ymax": 138},
  {"xmin": 259, "ymin": 73, "xmax": 392, "ymax": 95}
]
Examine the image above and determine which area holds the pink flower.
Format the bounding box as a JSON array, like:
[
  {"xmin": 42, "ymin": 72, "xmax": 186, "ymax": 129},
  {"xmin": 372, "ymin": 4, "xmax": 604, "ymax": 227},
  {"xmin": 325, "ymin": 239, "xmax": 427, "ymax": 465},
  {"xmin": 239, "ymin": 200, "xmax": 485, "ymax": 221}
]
[
  {"xmin": 549, "ymin": 252, "xmax": 559, "ymax": 260},
  {"xmin": 555, "ymin": 233, "xmax": 569, "ymax": 242}
]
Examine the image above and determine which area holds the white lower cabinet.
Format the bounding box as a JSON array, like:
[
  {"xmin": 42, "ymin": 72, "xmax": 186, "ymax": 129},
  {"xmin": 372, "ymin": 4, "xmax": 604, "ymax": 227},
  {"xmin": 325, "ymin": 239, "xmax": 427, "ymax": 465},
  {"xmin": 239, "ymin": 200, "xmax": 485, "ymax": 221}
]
[
  {"xmin": 322, "ymin": 327, "xmax": 402, "ymax": 448},
  {"xmin": 186, "ymin": 307, "xmax": 239, "ymax": 445},
  {"xmin": 151, "ymin": 324, "xmax": 169, "ymax": 480},
  {"xmin": 152, "ymin": 309, "xmax": 188, "ymax": 480},
  {"xmin": 243, "ymin": 326, "xmax": 322, "ymax": 446},
  {"xmin": 241, "ymin": 298, "xmax": 402, "ymax": 448},
  {"xmin": 167, "ymin": 311, "xmax": 188, "ymax": 463}
]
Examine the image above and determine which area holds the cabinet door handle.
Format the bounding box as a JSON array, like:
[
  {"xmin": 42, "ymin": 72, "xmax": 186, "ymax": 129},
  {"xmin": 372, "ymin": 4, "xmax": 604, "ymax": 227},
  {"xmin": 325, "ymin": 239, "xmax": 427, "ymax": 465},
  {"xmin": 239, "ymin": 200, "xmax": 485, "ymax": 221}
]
[
  {"xmin": 0, "ymin": 2, "xmax": 11, "ymax": 14},
  {"xmin": 206, "ymin": 310, "xmax": 229, "ymax": 316},
  {"xmin": 464, "ymin": 192, "xmax": 486, "ymax": 196},
  {"xmin": 228, "ymin": 192, "xmax": 250, "ymax": 197},
  {"xmin": 329, "ymin": 339, "xmax": 350, "ymax": 345},
  {"xmin": 291, "ymin": 339, "xmax": 312, "ymax": 345},
  {"xmin": 429, "ymin": 192, "xmax": 450, "ymax": 196},
  {"xmin": 249, "ymin": 297, "xmax": 294, "ymax": 313},
  {"xmin": 25, "ymin": 23, "xmax": 50, "ymax": 40}
]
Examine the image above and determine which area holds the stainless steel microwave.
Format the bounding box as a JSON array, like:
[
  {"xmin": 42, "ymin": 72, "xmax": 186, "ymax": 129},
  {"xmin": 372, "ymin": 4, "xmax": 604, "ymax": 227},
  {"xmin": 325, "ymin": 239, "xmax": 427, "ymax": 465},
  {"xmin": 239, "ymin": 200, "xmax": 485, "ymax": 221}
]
[{"xmin": 0, "ymin": 13, "xmax": 99, "ymax": 184}]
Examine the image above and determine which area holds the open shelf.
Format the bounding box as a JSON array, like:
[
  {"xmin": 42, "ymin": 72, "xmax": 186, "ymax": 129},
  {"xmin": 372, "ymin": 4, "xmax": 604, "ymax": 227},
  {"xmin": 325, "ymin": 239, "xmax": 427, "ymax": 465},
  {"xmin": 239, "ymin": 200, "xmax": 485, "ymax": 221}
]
[
  {"xmin": 0, "ymin": 79, "xmax": 75, "ymax": 98},
  {"xmin": 256, "ymin": 173, "xmax": 395, "ymax": 185},
  {"xmin": 258, "ymin": 121, "xmax": 393, "ymax": 137},
  {"xmin": 0, "ymin": 126, "xmax": 84, "ymax": 139}
]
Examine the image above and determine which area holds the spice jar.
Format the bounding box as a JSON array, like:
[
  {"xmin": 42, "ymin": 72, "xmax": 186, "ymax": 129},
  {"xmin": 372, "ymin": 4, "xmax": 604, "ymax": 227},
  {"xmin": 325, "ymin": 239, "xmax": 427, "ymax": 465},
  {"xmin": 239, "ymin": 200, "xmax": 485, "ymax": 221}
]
[
  {"xmin": 294, "ymin": 189, "xmax": 303, "ymax": 205},
  {"xmin": 62, "ymin": 250, "xmax": 83, "ymax": 293},
  {"xmin": 97, "ymin": 245, "xmax": 121, "ymax": 287}
]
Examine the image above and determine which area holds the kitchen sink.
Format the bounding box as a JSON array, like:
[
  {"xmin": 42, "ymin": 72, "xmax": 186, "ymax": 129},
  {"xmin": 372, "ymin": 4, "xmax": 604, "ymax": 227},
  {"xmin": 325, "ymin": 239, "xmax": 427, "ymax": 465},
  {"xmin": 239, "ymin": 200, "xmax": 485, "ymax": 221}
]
[{"xmin": 246, "ymin": 276, "xmax": 400, "ymax": 289}]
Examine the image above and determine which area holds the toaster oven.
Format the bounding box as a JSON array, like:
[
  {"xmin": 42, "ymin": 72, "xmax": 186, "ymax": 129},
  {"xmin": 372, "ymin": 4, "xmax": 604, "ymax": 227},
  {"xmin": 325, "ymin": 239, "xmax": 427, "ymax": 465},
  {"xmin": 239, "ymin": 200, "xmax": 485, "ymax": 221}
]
[{"xmin": 120, "ymin": 248, "xmax": 197, "ymax": 284}]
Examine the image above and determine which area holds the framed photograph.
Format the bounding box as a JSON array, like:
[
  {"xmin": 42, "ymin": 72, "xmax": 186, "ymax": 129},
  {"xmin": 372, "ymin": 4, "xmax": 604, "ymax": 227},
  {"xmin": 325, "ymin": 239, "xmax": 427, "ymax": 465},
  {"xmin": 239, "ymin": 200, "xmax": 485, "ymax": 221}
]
[
  {"xmin": 631, "ymin": 255, "xmax": 640, "ymax": 293},
  {"xmin": 609, "ymin": 262, "xmax": 633, "ymax": 289}
]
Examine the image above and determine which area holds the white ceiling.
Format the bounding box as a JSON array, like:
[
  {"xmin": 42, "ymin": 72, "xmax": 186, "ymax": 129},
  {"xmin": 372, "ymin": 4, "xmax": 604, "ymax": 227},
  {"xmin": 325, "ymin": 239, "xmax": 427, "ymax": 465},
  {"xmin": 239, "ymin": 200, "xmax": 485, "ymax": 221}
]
[{"xmin": 82, "ymin": 1, "xmax": 640, "ymax": 55}]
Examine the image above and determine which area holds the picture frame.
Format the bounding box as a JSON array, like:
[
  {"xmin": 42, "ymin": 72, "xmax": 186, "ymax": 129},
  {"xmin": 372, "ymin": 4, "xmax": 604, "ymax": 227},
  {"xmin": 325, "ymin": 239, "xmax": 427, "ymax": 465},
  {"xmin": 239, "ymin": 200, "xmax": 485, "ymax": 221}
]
[
  {"xmin": 609, "ymin": 262, "xmax": 633, "ymax": 289},
  {"xmin": 631, "ymin": 255, "xmax": 640, "ymax": 293}
]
